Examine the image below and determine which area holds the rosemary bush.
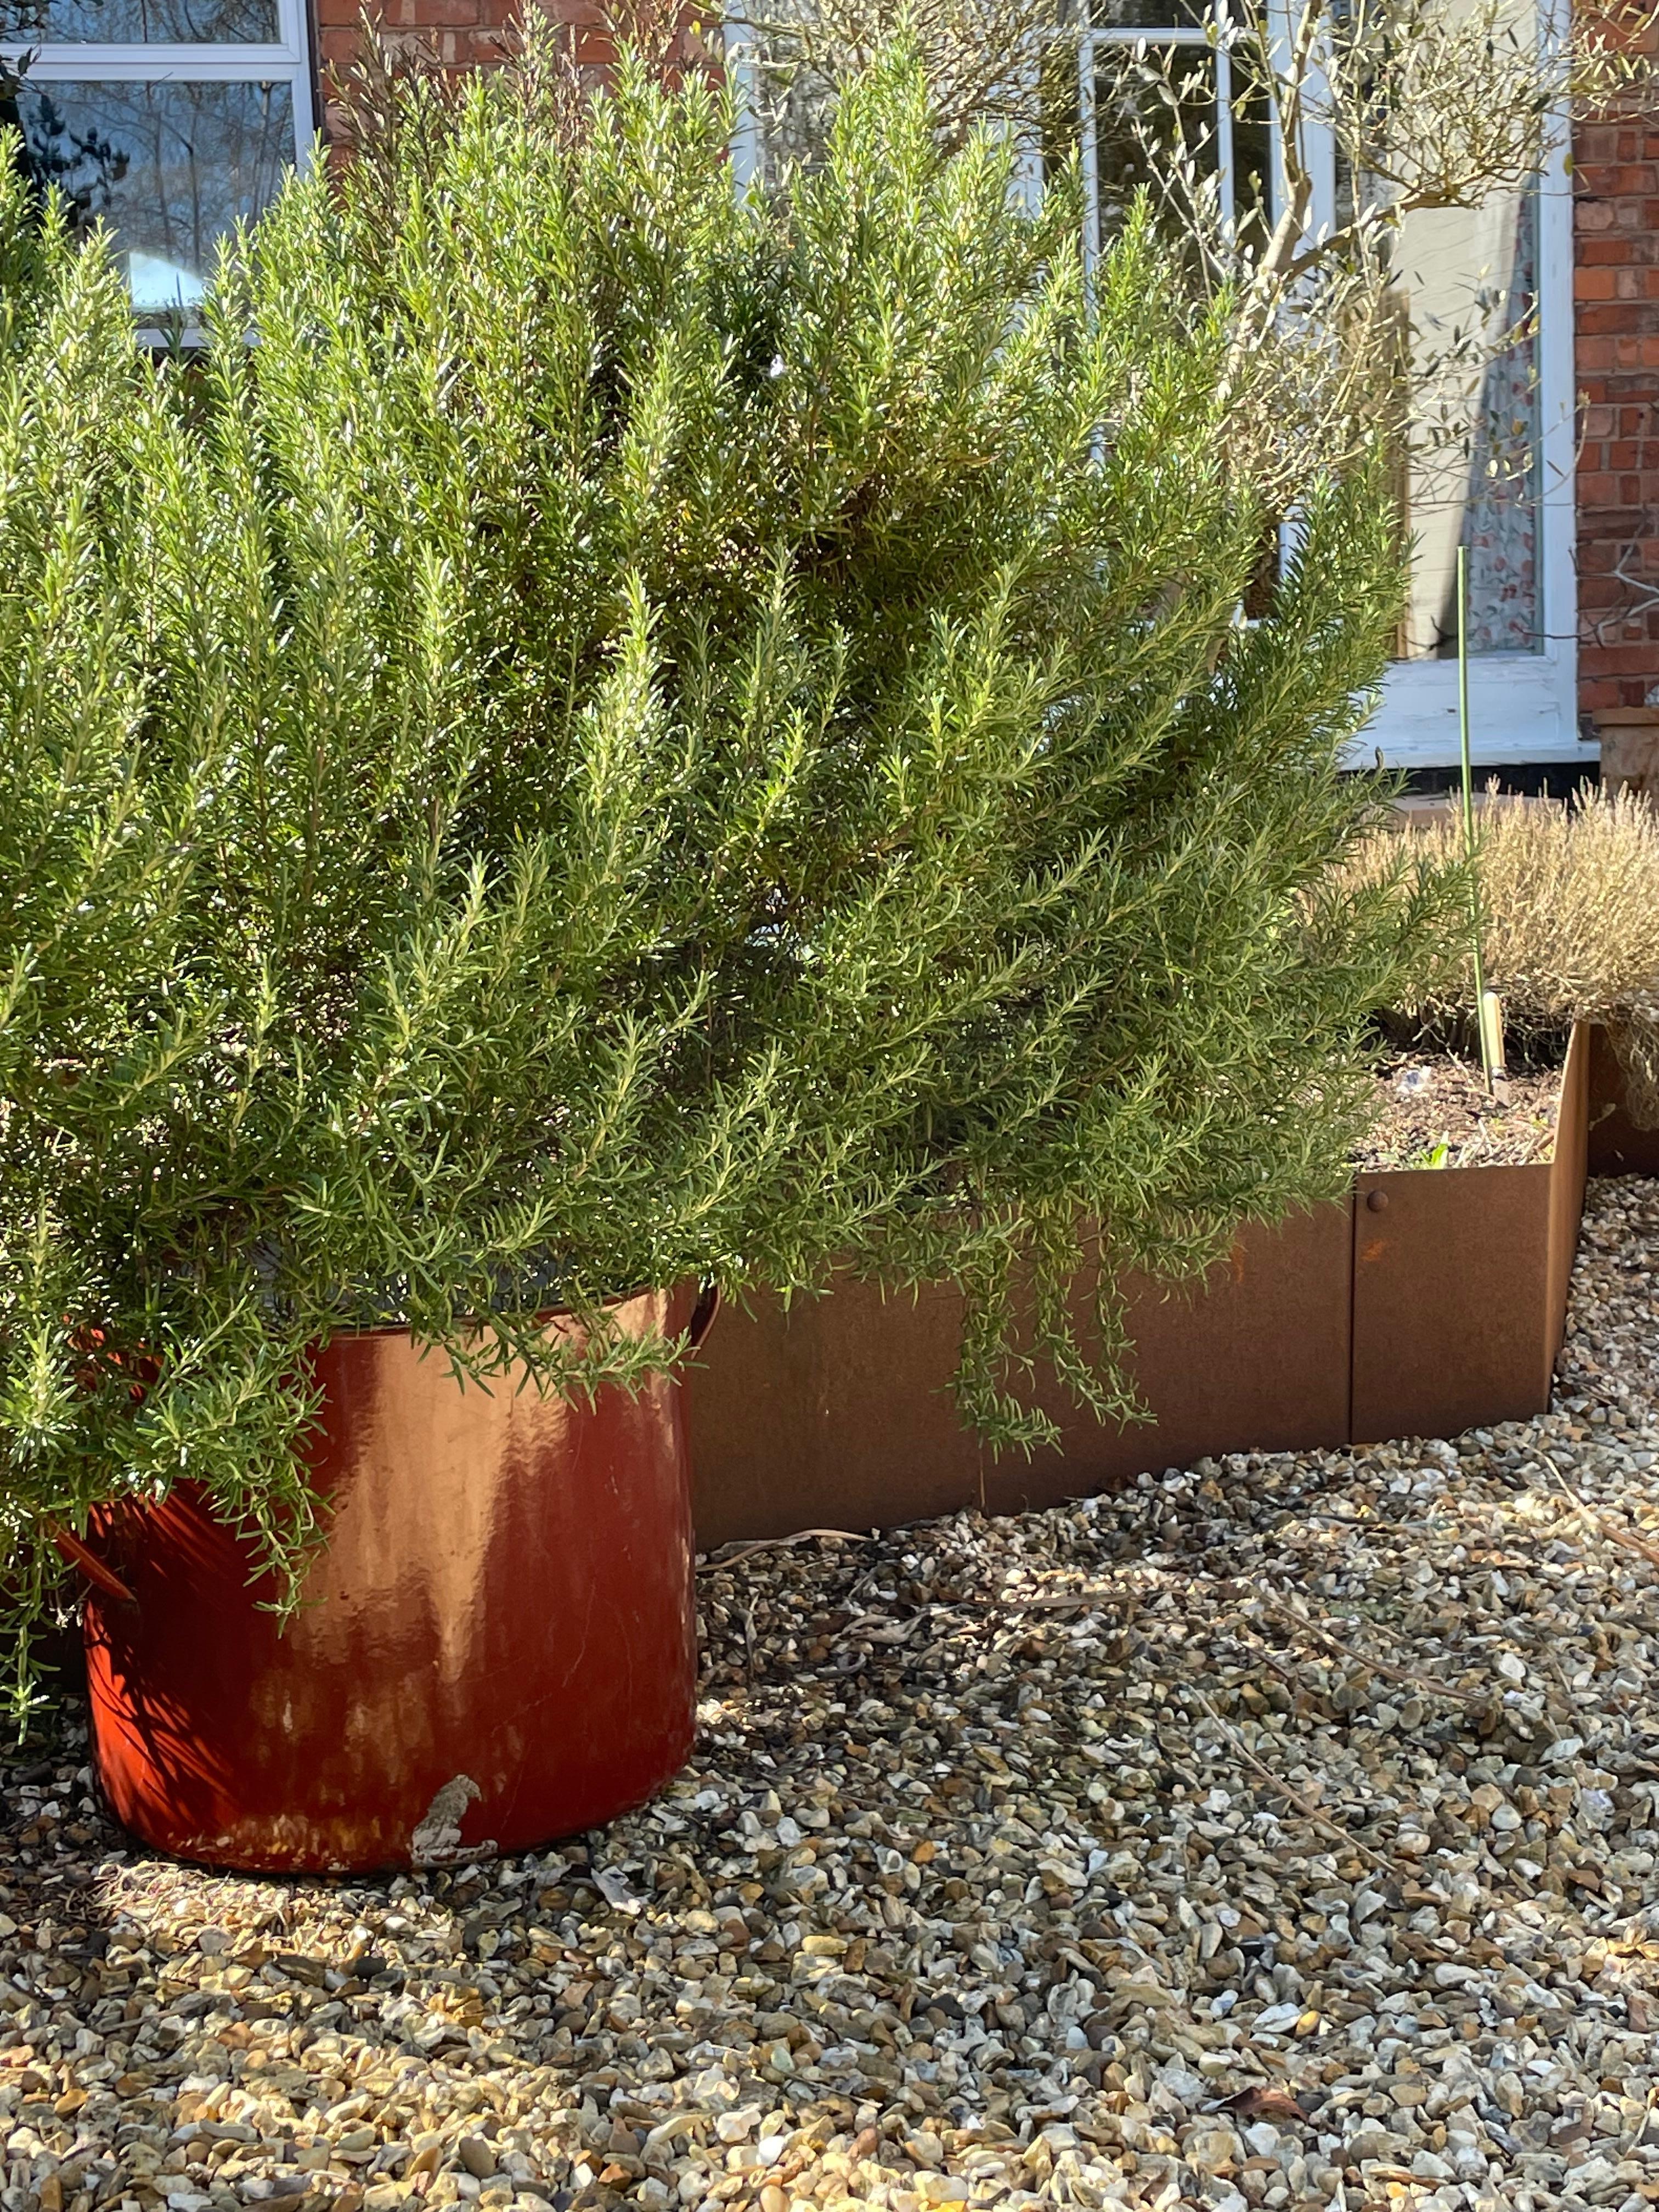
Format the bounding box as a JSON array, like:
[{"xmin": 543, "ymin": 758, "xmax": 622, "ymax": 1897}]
[{"xmin": 0, "ymin": 38, "xmax": 1427, "ymax": 1701}]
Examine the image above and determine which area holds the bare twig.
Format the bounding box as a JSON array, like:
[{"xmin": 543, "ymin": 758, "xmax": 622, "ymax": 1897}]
[
  {"xmin": 701, "ymin": 1528, "xmax": 873, "ymax": 1570},
  {"xmin": 1259, "ymin": 1595, "xmax": 1490, "ymax": 1708},
  {"xmin": 1193, "ymin": 1691, "xmax": 1387, "ymax": 1867}
]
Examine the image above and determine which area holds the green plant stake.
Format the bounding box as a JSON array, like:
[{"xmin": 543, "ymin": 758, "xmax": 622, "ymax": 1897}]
[{"xmin": 1458, "ymin": 545, "xmax": 1505, "ymax": 1091}]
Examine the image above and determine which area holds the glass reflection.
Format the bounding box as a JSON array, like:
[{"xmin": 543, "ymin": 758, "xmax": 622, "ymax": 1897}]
[
  {"xmin": 1091, "ymin": 0, "xmax": 1210, "ymax": 25},
  {"xmin": 0, "ymin": 0, "xmax": 275, "ymax": 40},
  {"xmin": 1394, "ymin": 184, "xmax": 1541, "ymax": 659},
  {"xmin": 9, "ymin": 79, "xmax": 294, "ymax": 311},
  {"xmin": 1088, "ymin": 49, "xmax": 1271, "ymax": 251}
]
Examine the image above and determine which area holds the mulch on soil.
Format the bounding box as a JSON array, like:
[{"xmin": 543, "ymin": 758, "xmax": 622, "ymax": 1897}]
[{"xmin": 1355, "ymin": 1051, "xmax": 1564, "ymax": 1172}]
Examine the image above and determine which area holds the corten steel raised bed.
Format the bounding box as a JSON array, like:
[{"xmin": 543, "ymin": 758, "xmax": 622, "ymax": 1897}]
[
  {"xmin": 1350, "ymin": 1019, "xmax": 1587, "ymax": 1446},
  {"xmin": 1587, "ymin": 1024, "xmax": 1659, "ymax": 1178},
  {"xmin": 79, "ymin": 1286, "xmax": 713, "ymax": 1874},
  {"xmin": 685, "ymin": 1024, "xmax": 1596, "ymax": 1547}
]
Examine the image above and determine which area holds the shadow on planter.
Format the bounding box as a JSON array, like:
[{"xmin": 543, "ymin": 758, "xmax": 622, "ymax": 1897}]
[
  {"xmin": 79, "ymin": 1287, "xmax": 705, "ymax": 1873},
  {"xmin": 686, "ymin": 1023, "xmax": 1600, "ymax": 1547}
]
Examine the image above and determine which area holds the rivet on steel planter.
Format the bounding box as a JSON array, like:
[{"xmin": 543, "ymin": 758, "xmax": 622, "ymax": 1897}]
[{"xmin": 78, "ymin": 1286, "xmax": 713, "ymax": 1874}]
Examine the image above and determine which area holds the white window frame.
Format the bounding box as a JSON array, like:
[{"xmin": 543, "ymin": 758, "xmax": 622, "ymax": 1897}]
[
  {"xmin": 725, "ymin": 13, "xmax": 763, "ymax": 191},
  {"xmin": 1078, "ymin": 2, "xmax": 1244, "ymax": 291},
  {"xmin": 1, "ymin": 0, "xmax": 316, "ymax": 328},
  {"xmin": 1362, "ymin": 98, "xmax": 1582, "ymax": 771}
]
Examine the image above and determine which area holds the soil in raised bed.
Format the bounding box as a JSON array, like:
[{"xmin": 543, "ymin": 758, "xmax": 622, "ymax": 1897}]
[{"xmin": 1353, "ymin": 1045, "xmax": 1564, "ymax": 1170}]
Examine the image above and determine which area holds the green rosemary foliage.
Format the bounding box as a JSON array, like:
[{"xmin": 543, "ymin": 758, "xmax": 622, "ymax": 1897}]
[{"xmin": 0, "ymin": 38, "xmax": 1424, "ymax": 1708}]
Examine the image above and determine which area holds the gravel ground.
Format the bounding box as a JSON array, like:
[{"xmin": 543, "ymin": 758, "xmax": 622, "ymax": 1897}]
[{"xmin": 6, "ymin": 1178, "xmax": 1659, "ymax": 2212}]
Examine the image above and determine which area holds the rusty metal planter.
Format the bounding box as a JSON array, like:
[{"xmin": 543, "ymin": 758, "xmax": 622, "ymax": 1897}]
[
  {"xmin": 686, "ymin": 1023, "xmax": 1597, "ymax": 1547},
  {"xmin": 1587, "ymin": 1024, "xmax": 1659, "ymax": 1178},
  {"xmin": 81, "ymin": 1288, "xmax": 704, "ymax": 1874}
]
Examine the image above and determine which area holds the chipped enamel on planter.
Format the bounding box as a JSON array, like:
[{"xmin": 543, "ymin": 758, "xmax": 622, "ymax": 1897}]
[{"xmin": 82, "ymin": 1288, "xmax": 699, "ymax": 1874}]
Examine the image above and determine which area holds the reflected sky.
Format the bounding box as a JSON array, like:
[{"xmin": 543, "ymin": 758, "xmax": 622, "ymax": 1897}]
[
  {"xmin": 0, "ymin": 0, "xmax": 275, "ymax": 40},
  {"xmin": 10, "ymin": 80, "xmax": 294, "ymax": 310}
]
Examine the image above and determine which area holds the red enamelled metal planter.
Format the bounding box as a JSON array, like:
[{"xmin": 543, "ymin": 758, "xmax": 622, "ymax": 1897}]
[{"xmin": 76, "ymin": 1286, "xmax": 715, "ymax": 1874}]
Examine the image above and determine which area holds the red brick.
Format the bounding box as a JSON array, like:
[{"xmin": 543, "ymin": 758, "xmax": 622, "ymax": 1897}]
[
  {"xmin": 1579, "ymin": 539, "xmax": 1626, "ymax": 577},
  {"xmin": 316, "ymin": 0, "xmax": 704, "ymax": 83},
  {"xmin": 401, "ymin": 0, "xmax": 484, "ymax": 25},
  {"xmin": 1578, "ymin": 575, "xmax": 1630, "ymax": 608},
  {"xmin": 1584, "ymin": 640, "xmax": 1659, "ymax": 674}
]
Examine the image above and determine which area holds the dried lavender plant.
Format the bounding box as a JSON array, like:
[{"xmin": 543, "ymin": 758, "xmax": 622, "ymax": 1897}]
[{"xmin": 1345, "ymin": 789, "xmax": 1659, "ymax": 1119}]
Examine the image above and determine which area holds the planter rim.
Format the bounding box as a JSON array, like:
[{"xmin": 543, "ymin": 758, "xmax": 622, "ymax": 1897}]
[
  {"xmin": 211, "ymin": 1277, "xmax": 720, "ymax": 1346},
  {"xmin": 313, "ymin": 1282, "xmax": 664, "ymax": 1343}
]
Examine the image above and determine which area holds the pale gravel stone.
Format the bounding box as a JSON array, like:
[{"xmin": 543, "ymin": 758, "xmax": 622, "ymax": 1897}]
[{"xmin": 5, "ymin": 1178, "xmax": 1659, "ymax": 2212}]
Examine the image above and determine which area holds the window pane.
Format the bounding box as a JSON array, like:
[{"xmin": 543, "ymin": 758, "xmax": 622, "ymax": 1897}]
[
  {"xmin": 9, "ymin": 79, "xmax": 294, "ymax": 313},
  {"xmin": 1393, "ymin": 183, "xmax": 1541, "ymax": 658},
  {"xmin": 1077, "ymin": 48, "xmax": 1270, "ymax": 250},
  {"xmin": 1091, "ymin": 0, "xmax": 1209, "ymax": 29},
  {"xmin": 0, "ymin": 0, "xmax": 275, "ymax": 39}
]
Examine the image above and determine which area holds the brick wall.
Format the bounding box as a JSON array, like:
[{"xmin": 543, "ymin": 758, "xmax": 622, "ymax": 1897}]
[
  {"xmin": 1575, "ymin": 35, "xmax": 1659, "ymax": 722},
  {"xmin": 311, "ymin": 0, "xmax": 702, "ymax": 144},
  {"xmin": 312, "ymin": 0, "xmax": 538, "ymax": 132}
]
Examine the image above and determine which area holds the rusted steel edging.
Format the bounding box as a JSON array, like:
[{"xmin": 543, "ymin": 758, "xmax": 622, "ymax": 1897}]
[
  {"xmin": 1350, "ymin": 1020, "xmax": 1589, "ymax": 1443},
  {"xmin": 686, "ymin": 1023, "xmax": 1610, "ymax": 1547},
  {"xmin": 684, "ymin": 1204, "xmax": 1354, "ymax": 1548}
]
